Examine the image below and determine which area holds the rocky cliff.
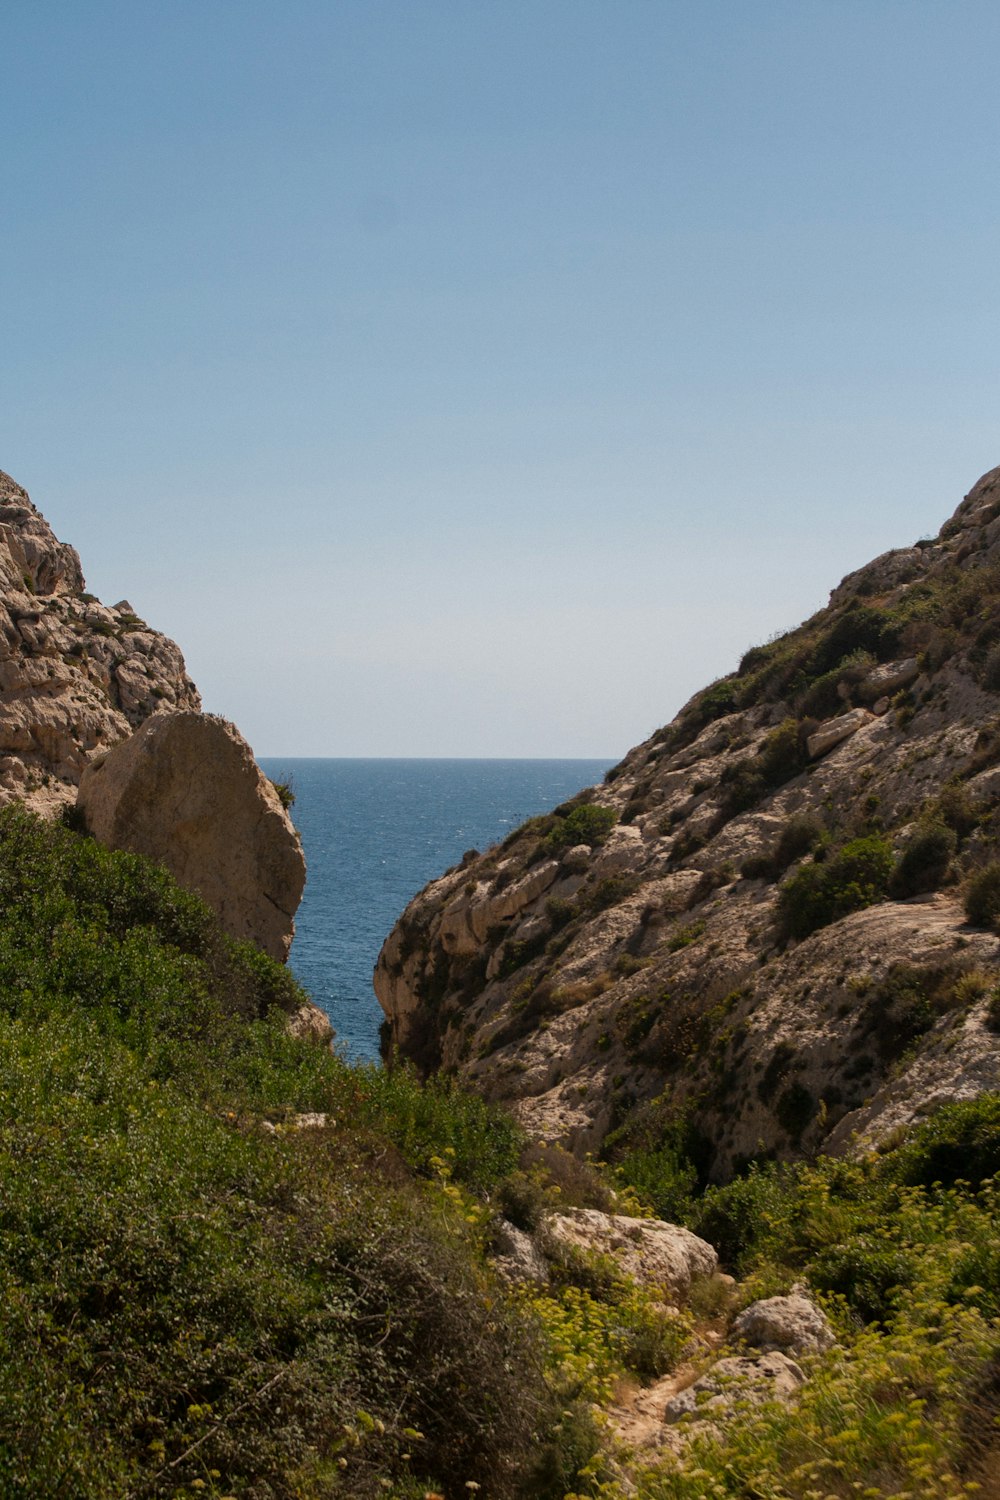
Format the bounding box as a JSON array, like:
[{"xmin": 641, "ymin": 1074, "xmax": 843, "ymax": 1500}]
[
  {"xmin": 376, "ymin": 466, "xmax": 1000, "ymax": 1175},
  {"xmin": 0, "ymin": 468, "xmax": 200, "ymax": 811}
]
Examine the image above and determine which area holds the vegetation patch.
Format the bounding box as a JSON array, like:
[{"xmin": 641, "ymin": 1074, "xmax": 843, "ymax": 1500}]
[
  {"xmin": 777, "ymin": 833, "xmax": 894, "ymax": 940},
  {"xmin": 0, "ymin": 806, "xmax": 603, "ymax": 1500},
  {"xmin": 543, "ymin": 803, "xmax": 617, "ymax": 853},
  {"xmin": 719, "ymin": 718, "xmax": 811, "ymax": 815}
]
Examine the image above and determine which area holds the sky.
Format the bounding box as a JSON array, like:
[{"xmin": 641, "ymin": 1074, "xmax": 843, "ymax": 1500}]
[{"xmin": 2, "ymin": 2, "xmax": 999, "ymax": 758}]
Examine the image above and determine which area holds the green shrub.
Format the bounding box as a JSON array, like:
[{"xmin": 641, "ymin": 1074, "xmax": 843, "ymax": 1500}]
[
  {"xmin": 965, "ymin": 861, "xmax": 1000, "ymax": 928},
  {"xmin": 807, "ymin": 602, "xmax": 889, "ymax": 676},
  {"xmin": 858, "ymin": 962, "xmax": 967, "ymax": 1064},
  {"xmin": 269, "ymin": 778, "xmax": 295, "ymax": 809},
  {"xmin": 720, "ymin": 719, "xmax": 810, "ymax": 815},
  {"xmin": 741, "ymin": 813, "xmax": 826, "ymax": 882},
  {"xmin": 543, "ymin": 803, "xmax": 617, "ymax": 853},
  {"xmin": 613, "ymin": 1144, "xmax": 699, "ymax": 1223},
  {"xmin": 690, "ymin": 1163, "xmax": 794, "ymax": 1273},
  {"xmin": 936, "ymin": 779, "xmax": 982, "ymax": 839},
  {"xmin": 809, "ymin": 1235, "xmax": 918, "ymax": 1323},
  {"xmin": 777, "ymin": 834, "xmax": 894, "ymax": 940},
  {"xmin": 890, "ymin": 820, "xmax": 956, "ymax": 896},
  {"xmin": 886, "ymin": 1093, "xmax": 1000, "ymax": 1189},
  {"xmin": 773, "ymin": 811, "xmax": 826, "ymax": 870}
]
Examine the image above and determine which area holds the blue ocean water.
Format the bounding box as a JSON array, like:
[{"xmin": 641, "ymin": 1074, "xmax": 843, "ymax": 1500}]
[{"xmin": 257, "ymin": 758, "xmax": 613, "ymax": 1060}]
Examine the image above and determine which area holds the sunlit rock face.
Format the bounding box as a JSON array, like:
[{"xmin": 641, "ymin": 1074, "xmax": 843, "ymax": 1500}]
[
  {"xmin": 376, "ymin": 466, "xmax": 1000, "ymax": 1174},
  {"xmin": 78, "ymin": 711, "xmax": 306, "ymax": 963},
  {"xmin": 0, "ymin": 468, "xmax": 200, "ymax": 812}
]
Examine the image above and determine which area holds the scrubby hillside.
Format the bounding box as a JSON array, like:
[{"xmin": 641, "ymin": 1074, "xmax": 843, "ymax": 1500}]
[
  {"xmin": 0, "ymin": 806, "xmax": 560, "ymax": 1498},
  {"xmin": 375, "ymin": 466, "xmax": 1000, "ymax": 1176}
]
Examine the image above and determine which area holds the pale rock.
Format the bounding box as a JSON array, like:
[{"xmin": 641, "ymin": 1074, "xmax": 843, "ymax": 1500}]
[
  {"xmin": 561, "ymin": 843, "xmax": 592, "ymax": 873},
  {"xmin": 861, "ymin": 657, "xmax": 920, "ymax": 699},
  {"xmin": 543, "ymin": 1208, "xmax": 717, "ymax": 1297},
  {"xmin": 512, "ymin": 913, "xmax": 549, "ymax": 945},
  {"xmin": 732, "ymin": 1292, "xmax": 835, "ymax": 1355},
  {"xmin": 662, "ymin": 1351, "xmax": 805, "ymax": 1424},
  {"xmin": 591, "ymin": 824, "xmax": 644, "ymax": 875},
  {"xmin": 806, "ymin": 707, "xmax": 876, "ymax": 759},
  {"xmin": 77, "ymin": 711, "xmax": 305, "ymax": 961},
  {"xmin": 491, "ymin": 1220, "xmax": 550, "ymax": 1284},
  {"xmin": 467, "ymin": 860, "xmax": 561, "ymax": 942},
  {"xmin": 287, "ymin": 1003, "xmax": 335, "ymax": 1046}
]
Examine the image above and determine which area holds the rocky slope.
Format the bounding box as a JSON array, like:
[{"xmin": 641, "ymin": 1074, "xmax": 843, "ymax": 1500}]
[
  {"xmin": 376, "ymin": 465, "xmax": 1000, "ymax": 1175},
  {"xmin": 0, "ymin": 468, "xmax": 200, "ymax": 811}
]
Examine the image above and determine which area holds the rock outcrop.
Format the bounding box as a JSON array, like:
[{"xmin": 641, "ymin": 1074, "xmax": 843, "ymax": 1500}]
[
  {"xmin": 731, "ymin": 1291, "xmax": 835, "ymax": 1355},
  {"xmin": 78, "ymin": 712, "xmax": 306, "ymax": 961},
  {"xmin": 0, "ymin": 469, "xmax": 200, "ymax": 811},
  {"xmin": 662, "ymin": 1351, "xmax": 806, "ymax": 1425},
  {"xmin": 542, "ymin": 1207, "xmax": 717, "ymax": 1298},
  {"xmin": 375, "ymin": 466, "xmax": 1000, "ymax": 1174}
]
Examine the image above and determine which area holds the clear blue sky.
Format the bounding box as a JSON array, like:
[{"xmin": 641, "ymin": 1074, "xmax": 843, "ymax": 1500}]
[{"xmin": 2, "ymin": 2, "xmax": 998, "ymax": 757}]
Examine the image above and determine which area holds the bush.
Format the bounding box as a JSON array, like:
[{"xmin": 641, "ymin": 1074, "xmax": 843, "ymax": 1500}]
[
  {"xmin": 772, "ymin": 811, "xmax": 826, "ymax": 871},
  {"xmin": 742, "ymin": 813, "xmax": 826, "ymax": 882},
  {"xmin": 720, "ymin": 719, "xmax": 810, "ymax": 815},
  {"xmin": 965, "ymin": 862, "xmax": 1000, "ymax": 928},
  {"xmin": 809, "ymin": 1235, "xmax": 918, "ymax": 1323},
  {"xmin": 886, "ymin": 1093, "xmax": 1000, "ymax": 1189},
  {"xmin": 543, "ymin": 803, "xmax": 617, "ymax": 853},
  {"xmin": 777, "ymin": 834, "xmax": 895, "ymax": 940},
  {"xmin": 690, "ymin": 1163, "xmax": 794, "ymax": 1272},
  {"xmin": 858, "ymin": 963, "xmax": 966, "ymax": 1064},
  {"xmin": 807, "ymin": 602, "xmax": 889, "ymax": 676},
  {"xmin": 613, "ymin": 1144, "xmax": 699, "ymax": 1223},
  {"xmin": 890, "ymin": 820, "xmax": 956, "ymax": 897}
]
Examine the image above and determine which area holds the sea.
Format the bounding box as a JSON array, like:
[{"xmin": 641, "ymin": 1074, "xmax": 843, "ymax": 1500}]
[{"xmin": 257, "ymin": 758, "xmax": 614, "ymax": 1061}]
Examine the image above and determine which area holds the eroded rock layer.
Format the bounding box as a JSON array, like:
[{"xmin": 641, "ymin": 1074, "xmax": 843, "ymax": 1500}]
[{"xmin": 376, "ymin": 466, "xmax": 1000, "ymax": 1173}]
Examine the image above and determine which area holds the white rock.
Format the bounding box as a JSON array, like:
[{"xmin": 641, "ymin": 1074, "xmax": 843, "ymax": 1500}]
[
  {"xmin": 806, "ymin": 707, "xmax": 876, "ymax": 759},
  {"xmin": 491, "ymin": 1220, "xmax": 549, "ymax": 1284},
  {"xmin": 861, "ymin": 657, "xmax": 920, "ymax": 698}
]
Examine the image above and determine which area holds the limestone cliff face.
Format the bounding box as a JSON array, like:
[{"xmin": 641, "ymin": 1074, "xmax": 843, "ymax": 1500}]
[
  {"xmin": 376, "ymin": 466, "xmax": 1000, "ymax": 1174},
  {"xmin": 0, "ymin": 469, "xmax": 200, "ymax": 810}
]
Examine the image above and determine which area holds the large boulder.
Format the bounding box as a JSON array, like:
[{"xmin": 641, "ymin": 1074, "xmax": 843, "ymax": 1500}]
[
  {"xmin": 77, "ymin": 711, "xmax": 305, "ymax": 961},
  {"xmin": 542, "ymin": 1207, "xmax": 717, "ymax": 1298},
  {"xmin": 732, "ymin": 1291, "xmax": 836, "ymax": 1355}
]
